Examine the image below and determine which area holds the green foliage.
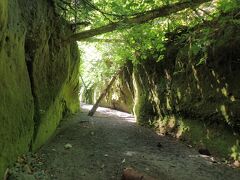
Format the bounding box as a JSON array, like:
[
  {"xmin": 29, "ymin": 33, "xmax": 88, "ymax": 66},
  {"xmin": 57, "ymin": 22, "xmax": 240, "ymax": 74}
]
[
  {"xmin": 76, "ymin": 0, "xmax": 240, "ymax": 101},
  {"xmin": 79, "ymin": 42, "xmax": 124, "ymax": 92},
  {"xmin": 217, "ymin": 0, "xmax": 240, "ymax": 13},
  {"xmin": 123, "ymin": 22, "xmax": 167, "ymax": 63},
  {"xmin": 186, "ymin": 28, "xmax": 213, "ymax": 65}
]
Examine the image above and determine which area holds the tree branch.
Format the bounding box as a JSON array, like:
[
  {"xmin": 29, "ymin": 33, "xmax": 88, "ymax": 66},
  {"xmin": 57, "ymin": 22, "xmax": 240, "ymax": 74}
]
[
  {"xmin": 66, "ymin": 0, "xmax": 211, "ymax": 42},
  {"xmin": 81, "ymin": 38, "xmax": 124, "ymax": 43}
]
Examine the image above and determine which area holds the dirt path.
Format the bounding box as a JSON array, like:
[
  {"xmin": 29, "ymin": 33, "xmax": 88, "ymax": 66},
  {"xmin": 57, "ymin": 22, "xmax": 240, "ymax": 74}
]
[{"xmin": 10, "ymin": 104, "xmax": 240, "ymax": 180}]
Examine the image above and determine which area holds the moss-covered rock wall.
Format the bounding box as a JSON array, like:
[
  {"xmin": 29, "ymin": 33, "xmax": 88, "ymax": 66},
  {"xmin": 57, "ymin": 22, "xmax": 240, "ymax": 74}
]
[
  {"xmin": 132, "ymin": 13, "xmax": 240, "ymax": 160},
  {"xmin": 100, "ymin": 63, "xmax": 134, "ymax": 113},
  {"xmin": 0, "ymin": 0, "xmax": 80, "ymax": 177},
  {"xmin": 0, "ymin": 0, "xmax": 34, "ymax": 176}
]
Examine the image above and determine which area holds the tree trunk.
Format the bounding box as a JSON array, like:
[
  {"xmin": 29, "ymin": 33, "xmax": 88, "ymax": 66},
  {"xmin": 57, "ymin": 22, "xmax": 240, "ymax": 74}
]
[
  {"xmin": 67, "ymin": 0, "xmax": 211, "ymax": 42},
  {"xmin": 88, "ymin": 68, "xmax": 124, "ymax": 116},
  {"xmin": 82, "ymin": 38, "xmax": 124, "ymax": 43}
]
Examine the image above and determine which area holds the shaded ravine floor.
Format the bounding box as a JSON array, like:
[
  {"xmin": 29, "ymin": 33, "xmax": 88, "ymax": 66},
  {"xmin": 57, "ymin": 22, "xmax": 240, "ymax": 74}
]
[{"xmin": 11, "ymin": 104, "xmax": 240, "ymax": 179}]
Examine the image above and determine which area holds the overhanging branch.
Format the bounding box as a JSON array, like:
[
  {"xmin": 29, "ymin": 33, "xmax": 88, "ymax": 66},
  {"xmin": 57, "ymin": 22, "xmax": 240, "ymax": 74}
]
[
  {"xmin": 66, "ymin": 0, "xmax": 211, "ymax": 42},
  {"xmin": 80, "ymin": 38, "xmax": 124, "ymax": 43}
]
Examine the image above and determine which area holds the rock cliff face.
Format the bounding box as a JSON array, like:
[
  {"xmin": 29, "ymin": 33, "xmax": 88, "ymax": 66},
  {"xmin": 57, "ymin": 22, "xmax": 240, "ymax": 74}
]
[
  {"xmin": 133, "ymin": 12, "xmax": 240, "ymax": 158},
  {"xmin": 134, "ymin": 13, "xmax": 240, "ymax": 128},
  {"xmin": 0, "ymin": 0, "xmax": 80, "ymax": 176}
]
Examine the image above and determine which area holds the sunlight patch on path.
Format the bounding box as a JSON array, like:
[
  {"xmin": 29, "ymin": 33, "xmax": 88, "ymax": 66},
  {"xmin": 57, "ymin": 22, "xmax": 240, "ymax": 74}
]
[{"xmin": 80, "ymin": 103, "xmax": 136, "ymax": 123}]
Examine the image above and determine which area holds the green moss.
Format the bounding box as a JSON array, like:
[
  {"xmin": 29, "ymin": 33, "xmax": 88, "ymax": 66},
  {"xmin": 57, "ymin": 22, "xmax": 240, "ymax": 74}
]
[
  {"xmin": 33, "ymin": 79, "xmax": 80, "ymax": 150},
  {"xmin": 0, "ymin": 0, "xmax": 7, "ymax": 35},
  {"xmin": 0, "ymin": 4, "xmax": 34, "ymax": 176},
  {"xmin": 157, "ymin": 115, "xmax": 240, "ymax": 159},
  {"xmin": 182, "ymin": 119, "xmax": 239, "ymax": 159},
  {"xmin": 32, "ymin": 94, "xmax": 64, "ymax": 149},
  {"xmin": 133, "ymin": 69, "xmax": 156, "ymax": 125},
  {"xmin": 33, "ymin": 43, "xmax": 80, "ymax": 150},
  {"xmin": 64, "ymin": 43, "xmax": 81, "ymax": 114},
  {"xmin": 0, "ymin": 0, "xmax": 80, "ymax": 177}
]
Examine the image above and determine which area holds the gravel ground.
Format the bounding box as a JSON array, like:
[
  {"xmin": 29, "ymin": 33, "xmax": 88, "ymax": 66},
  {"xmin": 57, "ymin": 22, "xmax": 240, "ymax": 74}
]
[{"xmin": 7, "ymin": 104, "xmax": 240, "ymax": 180}]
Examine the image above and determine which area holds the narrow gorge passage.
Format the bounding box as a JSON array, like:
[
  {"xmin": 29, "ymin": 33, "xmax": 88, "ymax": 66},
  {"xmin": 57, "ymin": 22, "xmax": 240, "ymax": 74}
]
[
  {"xmin": 1, "ymin": 1, "xmax": 240, "ymax": 179},
  {"xmin": 23, "ymin": 104, "xmax": 239, "ymax": 180}
]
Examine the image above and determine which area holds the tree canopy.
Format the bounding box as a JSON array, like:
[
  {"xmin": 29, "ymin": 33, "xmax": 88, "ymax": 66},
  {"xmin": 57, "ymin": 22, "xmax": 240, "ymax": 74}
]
[
  {"xmin": 66, "ymin": 0, "xmax": 211, "ymax": 42},
  {"xmin": 53, "ymin": 0, "xmax": 240, "ymax": 92}
]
